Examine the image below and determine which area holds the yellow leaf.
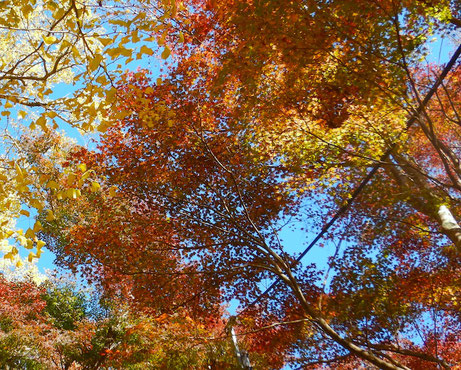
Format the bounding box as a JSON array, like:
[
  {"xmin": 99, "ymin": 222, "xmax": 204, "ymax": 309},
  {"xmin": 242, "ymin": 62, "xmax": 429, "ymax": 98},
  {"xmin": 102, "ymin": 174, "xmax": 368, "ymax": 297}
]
[
  {"xmin": 16, "ymin": 260, "xmax": 23, "ymax": 268},
  {"xmin": 37, "ymin": 240, "xmax": 46, "ymax": 249},
  {"xmin": 14, "ymin": 162, "xmax": 23, "ymax": 178},
  {"xmin": 131, "ymin": 29, "xmax": 140, "ymax": 43},
  {"xmin": 59, "ymin": 39, "xmax": 71, "ymax": 52},
  {"xmin": 96, "ymin": 74, "xmax": 107, "ymax": 85},
  {"xmin": 98, "ymin": 37, "xmax": 113, "ymax": 47},
  {"xmin": 140, "ymin": 45, "xmax": 154, "ymax": 56},
  {"xmin": 43, "ymin": 35, "xmax": 57, "ymax": 44},
  {"xmin": 39, "ymin": 174, "xmax": 49, "ymax": 185},
  {"xmin": 52, "ymin": 7, "xmax": 65, "ymax": 20},
  {"xmin": 25, "ymin": 228, "xmax": 35, "ymax": 239},
  {"xmin": 106, "ymin": 87, "xmax": 117, "ymax": 102},
  {"xmin": 46, "ymin": 209, "xmax": 55, "ymax": 221},
  {"xmin": 18, "ymin": 235, "xmax": 27, "ymax": 246},
  {"xmin": 97, "ymin": 122, "xmax": 109, "ymax": 132},
  {"xmin": 67, "ymin": 188, "xmax": 78, "ymax": 199},
  {"xmin": 33, "ymin": 220, "xmax": 42, "ymax": 233},
  {"xmin": 28, "ymin": 252, "xmax": 34, "ymax": 262},
  {"xmin": 26, "ymin": 239, "xmax": 34, "ymax": 249},
  {"xmin": 67, "ymin": 173, "xmax": 77, "ymax": 184},
  {"xmin": 109, "ymin": 19, "xmax": 129, "ymax": 27},
  {"xmin": 109, "ymin": 186, "xmax": 117, "ymax": 197},
  {"xmin": 161, "ymin": 46, "xmax": 171, "ymax": 59},
  {"xmin": 17, "ymin": 184, "xmax": 29, "ymax": 193},
  {"xmin": 89, "ymin": 54, "xmax": 103, "ymax": 72},
  {"xmin": 78, "ymin": 163, "xmax": 87, "ymax": 172},
  {"xmin": 36, "ymin": 115, "xmax": 47, "ymax": 130},
  {"xmin": 91, "ymin": 181, "xmax": 101, "ymax": 192},
  {"xmin": 47, "ymin": 180, "xmax": 59, "ymax": 189},
  {"xmin": 30, "ymin": 199, "xmax": 44, "ymax": 211},
  {"xmin": 72, "ymin": 46, "xmax": 81, "ymax": 59},
  {"xmin": 20, "ymin": 209, "xmax": 30, "ymax": 217},
  {"xmin": 4, "ymin": 253, "xmax": 13, "ymax": 260},
  {"xmin": 107, "ymin": 46, "xmax": 132, "ymax": 58}
]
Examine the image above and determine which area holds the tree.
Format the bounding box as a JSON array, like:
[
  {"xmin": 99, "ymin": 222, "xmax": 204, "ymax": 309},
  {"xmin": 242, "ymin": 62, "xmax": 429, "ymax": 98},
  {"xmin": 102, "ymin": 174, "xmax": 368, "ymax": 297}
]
[
  {"xmin": 0, "ymin": 0, "xmax": 185, "ymax": 263},
  {"xmin": 0, "ymin": 275, "xmax": 48, "ymax": 368},
  {"xmin": 15, "ymin": 0, "xmax": 461, "ymax": 368},
  {"xmin": 0, "ymin": 270, "xmax": 240, "ymax": 369}
]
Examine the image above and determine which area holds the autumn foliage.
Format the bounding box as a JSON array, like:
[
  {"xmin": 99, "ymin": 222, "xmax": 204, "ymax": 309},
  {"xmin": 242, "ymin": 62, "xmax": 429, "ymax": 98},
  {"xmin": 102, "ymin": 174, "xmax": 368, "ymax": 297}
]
[{"xmin": 1, "ymin": 0, "xmax": 461, "ymax": 368}]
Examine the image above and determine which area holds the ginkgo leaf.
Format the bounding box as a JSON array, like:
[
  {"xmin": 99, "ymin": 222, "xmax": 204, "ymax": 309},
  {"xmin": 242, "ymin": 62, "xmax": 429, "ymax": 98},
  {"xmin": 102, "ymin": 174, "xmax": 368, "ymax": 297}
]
[
  {"xmin": 67, "ymin": 173, "xmax": 77, "ymax": 184},
  {"xmin": 46, "ymin": 209, "xmax": 55, "ymax": 221},
  {"xmin": 67, "ymin": 188, "xmax": 78, "ymax": 199},
  {"xmin": 161, "ymin": 46, "xmax": 171, "ymax": 59},
  {"xmin": 109, "ymin": 19, "xmax": 130, "ymax": 27},
  {"xmin": 89, "ymin": 54, "xmax": 104, "ymax": 72},
  {"xmin": 140, "ymin": 45, "xmax": 154, "ymax": 56},
  {"xmin": 98, "ymin": 37, "xmax": 113, "ymax": 47},
  {"xmin": 30, "ymin": 199, "xmax": 44, "ymax": 211},
  {"xmin": 14, "ymin": 162, "xmax": 23, "ymax": 178},
  {"xmin": 91, "ymin": 182, "xmax": 101, "ymax": 192},
  {"xmin": 4, "ymin": 253, "xmax": 14, "ymax": 260},
  {"xmin": 52, "ymin": 7, "xmax": 65, "ymax": 19},
  {"xmin": 43, "ymin": 35, "xmax": 57, "ymax": 44},
  {"xmin": 25, "ymin": 228, "xmax": 35, "ymax": 239},
  {"xmin": 26, "ymin": 239, "xmax": 34, "ymax": 249},
  {"xmin": 36, "ymin": 116, "xmax": 47, "ymax": 130},
  {"xmin": 107, "ymin": 46, "xmax": 132, "ymax": 58},
  {"xmin": 47, "ymin": 180, "xmax": 59, "ymax": 189},
  {"xmin": 33, "ymin": 221, "xmax": 42, "ymax": 233}
]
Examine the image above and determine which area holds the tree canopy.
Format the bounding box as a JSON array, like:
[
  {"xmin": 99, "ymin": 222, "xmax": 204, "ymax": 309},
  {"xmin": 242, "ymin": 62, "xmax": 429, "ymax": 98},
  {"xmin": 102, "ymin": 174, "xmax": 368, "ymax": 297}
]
[{"xmin": 1, "ymin": 0, "xmax": 461, "ymax": 369}]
